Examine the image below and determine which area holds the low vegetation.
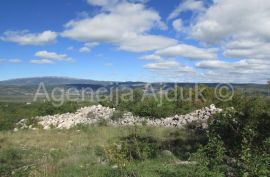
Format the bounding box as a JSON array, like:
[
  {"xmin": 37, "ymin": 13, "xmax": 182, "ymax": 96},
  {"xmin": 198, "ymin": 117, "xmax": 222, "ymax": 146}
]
[
  {"xmin": 0, "ymin": 101, "xmax": 93, "ymax": 131},
  {"xmin": 0, "ymin": 86, "xmax": 269, "ymax": 176}
]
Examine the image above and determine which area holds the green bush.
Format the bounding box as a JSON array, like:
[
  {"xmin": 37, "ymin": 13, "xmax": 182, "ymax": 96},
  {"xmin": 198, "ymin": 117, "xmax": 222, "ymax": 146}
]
[
  {"xmin": 97, "ymin": 119, "xmax": 109, "ymax": 127},
  {"xmin": 111, "ymin": 111, "xmax": 124, "ymax": 121},
  {"xmin": 198, "ymin": 96, "xmax": 270, "ymax": 176}
]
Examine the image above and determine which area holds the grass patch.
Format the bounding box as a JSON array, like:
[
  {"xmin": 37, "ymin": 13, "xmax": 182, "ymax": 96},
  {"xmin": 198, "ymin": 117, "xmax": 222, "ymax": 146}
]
[{"xmin": 0, "ymin": 126, "xmax": 211, "ymax": 177}]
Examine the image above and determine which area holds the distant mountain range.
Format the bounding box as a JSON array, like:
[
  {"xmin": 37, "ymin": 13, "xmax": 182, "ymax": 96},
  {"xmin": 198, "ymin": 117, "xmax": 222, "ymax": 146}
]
[
  {"xmin": 0, "ymin": 77, "xmax": 268, "ymax": 101},
  {"xmin": 0, "ymin": 77, "xmax": 113, "ymax": 86},
  {"xmin": 0, "ymin": 76, "xmax": 268, "ymax": 88}
]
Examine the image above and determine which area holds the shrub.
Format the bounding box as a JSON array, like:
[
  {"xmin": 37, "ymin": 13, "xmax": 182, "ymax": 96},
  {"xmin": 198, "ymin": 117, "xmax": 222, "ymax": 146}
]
[
  {"xmin": 111, "ymin": 111, "xmax": 124, "ymax": 121},
  {"xmin": 199, "ymin": 96, "xmax": 270, "ymax": 176},
  {"xmin": 97, "ymin": 119, "xmax": 109, "ymax": 127}
]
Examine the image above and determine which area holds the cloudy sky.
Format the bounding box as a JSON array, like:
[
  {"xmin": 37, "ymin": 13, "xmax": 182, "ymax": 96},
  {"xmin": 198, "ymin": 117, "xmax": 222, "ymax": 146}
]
[{"xmin": 0, "ymin": 0, "xmax": 269, "ymax": 83}]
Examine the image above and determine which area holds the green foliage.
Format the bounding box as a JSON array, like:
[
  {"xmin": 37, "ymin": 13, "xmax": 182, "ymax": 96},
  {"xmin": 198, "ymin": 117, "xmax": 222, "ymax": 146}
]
[
  {"xmin": 103, "ymin": 134, "xmax": 160, "ymax": 165},
  {"xmin": 37, "ymin": 101, "xmax": 80, "ymax": 116},
  {"xmin": 198, "ymin": 96, "xmax": 270, "ymax": 176},
  {"xmin": 0, "ymin": 101, "xmax": 92, "ymax": 131},
  {"xmin": 111, "ymin": 111, "xmax": 124, "ymax": 121},
  {"xmin": 100, "ymin": 85, "xmax": 224, "ymax": 118},
  {"xmin": 97, "ymin": 118, "xmax": 109, "ymax": 127},
  {"xmin": 120, "ymin": 134, "xmax": 160, "ymax": 161},
  {"xmin": 161, "ymin": 130, "xmax": 208, "ymax": 160},
  {"xmin": 156, "ymin": 164, "xmax": 225, "ymax": 177},
  {"xmin": 0, "ymin": 147, "xmax": 30, "ymax": 177}
]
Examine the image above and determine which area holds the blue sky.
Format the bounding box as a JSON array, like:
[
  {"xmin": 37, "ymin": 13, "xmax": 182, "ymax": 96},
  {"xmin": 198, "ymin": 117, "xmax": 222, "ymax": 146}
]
[{"xmin": 0, "ymin": 0, "xmax": 269, "ymax": 83}]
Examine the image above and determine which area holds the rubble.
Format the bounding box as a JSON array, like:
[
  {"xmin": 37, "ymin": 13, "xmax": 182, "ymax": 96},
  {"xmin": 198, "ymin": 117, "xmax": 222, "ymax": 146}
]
[{"xmin": 15, "ymin": 104, "xmax": 222, "ymax": 130}]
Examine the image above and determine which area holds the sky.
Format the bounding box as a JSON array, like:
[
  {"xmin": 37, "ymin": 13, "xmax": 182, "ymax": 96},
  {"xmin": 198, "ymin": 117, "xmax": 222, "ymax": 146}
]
[{"xmin": 0, "ymin": 0, "xmax": 270, "ymax": 83}]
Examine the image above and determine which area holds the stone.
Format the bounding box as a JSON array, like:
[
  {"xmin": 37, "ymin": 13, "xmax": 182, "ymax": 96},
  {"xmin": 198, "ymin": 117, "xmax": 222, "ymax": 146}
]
[
  {"xmin": 161, "ymin": 150, "xmax": 174, "ymax": 157},
  {"xmin": 15, "ymin": 104, "xmax": 222, "ymax": 130}
]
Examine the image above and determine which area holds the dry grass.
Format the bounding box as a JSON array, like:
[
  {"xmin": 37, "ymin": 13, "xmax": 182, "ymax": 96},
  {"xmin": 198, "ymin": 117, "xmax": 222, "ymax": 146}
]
[{"xmin": 0, "ymin": 126, "xmax": 184, "ymax": 177}]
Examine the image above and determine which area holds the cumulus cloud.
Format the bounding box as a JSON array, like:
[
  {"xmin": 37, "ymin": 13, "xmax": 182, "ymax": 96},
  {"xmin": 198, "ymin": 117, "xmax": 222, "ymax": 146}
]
[
  {"xmin": 172, "ymin": 19, "xmax": 183, "ymax": 32},
  {"xmin": 196, "ymin": 59, "xmax": 270, "ymax": 83},
  {"xmin": 168, "ymin": 0, "xmax": 205, "ymax": 20},
  {"xmin": 30, "ymin": 59, "xmax": 54, "ymax": 65},
  {"xmin": 30, "ymin": 51, "xmax": 72, "ymax": 64},
  {"xmin": 191, "ymin": 0, "xmax": 270, "ymax": 43},
  {"xmin": 223, "ymin": 39, "xmax": 270, "ymax": 60},
  {"xmin": 86, "ymin": 0, "xmax": 119, "ymax": 7},
  {"xmin": 35, "ymin": 51, "xmax": 72, "ymax": 61},
  {"xmin": 140, "ymin": 54, "xmax": 162, "ymax": 61},
  {"xmin": 118, "ymin": 33, "xmax": 177, "ymax": 52},
  {"xmin": 62, "ymin": 1, "xmax": 176, "ymax": 52},
  {"xmin": 87, "ymin": 0, "xmax": 148, "ymax": 7},
  {"xmin": 79, "ymin": 47, "xmax": 91, "ymax": 53},
  {"xmin": 79, "ymin": 42, "xmax": 99, "ymax": 53},
  {"xmin": 1, "ymin": 30, "xmax": 57, "ymax": 45},
  {"xmin": 143, "ymin": 59, "xmax": 194, "ymax": 78},
  {"xmin": 197, "ymin": 59, "xmax": 270, "ymax": 73},
  {"xmin": 155, "ymin": 44, "xmax": 217, "ymax": 60},
  {"xmin": 186, "ymin": 0, "xmax": 270, "ymax": 83}
]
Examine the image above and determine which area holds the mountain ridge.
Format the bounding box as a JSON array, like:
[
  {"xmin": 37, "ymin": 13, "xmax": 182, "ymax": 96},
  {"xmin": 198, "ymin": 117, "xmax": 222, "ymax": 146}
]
[{"xmin": 0, "ymin": 76, "xmax": 268, "ymax": 86}]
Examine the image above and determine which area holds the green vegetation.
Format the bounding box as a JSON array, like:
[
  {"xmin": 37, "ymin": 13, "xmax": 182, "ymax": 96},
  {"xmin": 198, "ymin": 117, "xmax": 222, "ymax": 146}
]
[
  {"xmin": 0, "ymin": 126, "xmax": 223, "ymax": 177},
  {"xmin": 0, "ymin": 101, "xmax": 93, "ymax": 131},
  {"xmin": 198, "ymin": 96, "xmax": 270, "ymax": 176},
  {"xmin": 101, "ymin": 86, "xmax": 231, "ymax": 118},
  {"xmin": 0, "ymin": 86, "xmax": 269, "ymax": 176}
]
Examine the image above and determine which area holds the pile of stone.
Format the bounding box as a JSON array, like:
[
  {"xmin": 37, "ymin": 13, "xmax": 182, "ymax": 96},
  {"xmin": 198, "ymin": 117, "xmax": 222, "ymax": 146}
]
[
  {"xmin": 15, "ymin": 104, "xmax": 222, "ymax": 130},
  {"xmin": 111, "ymin": 104, "xmax": 221, "ymax": 128},
  {"xmin": 38, "ymin": 105, "xmax": 115, "ymax": 129}
]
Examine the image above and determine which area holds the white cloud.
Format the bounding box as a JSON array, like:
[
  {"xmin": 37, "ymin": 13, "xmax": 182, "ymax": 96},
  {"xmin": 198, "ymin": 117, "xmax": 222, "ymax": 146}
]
[
  {"xmin": 119, "ymin": 33, "xmax": 177, "ymax": 52},
  {"xmin": 143, "ymin": 59, "xmax": 194, "ymax": 78},
  {"xmin": 79, "ymin": 42, "xmax": 99, "ymax": 53},
  {"xmin": 223, "ymin": 39, "xmax": 270, "ymax": 60},
  {"xmin": 86, "ymin": 0, "xmax": 119, "ymax": 7},
  {"xmin": 87, "ymin": 0, "xmax": 148, "ymax": 7},
  {"xmin": 62, "ymin": 1, "xmax": 176, "ymax": 52},
  {"xmin": 168, "ymin": 0, "xmax": 205, "ymax": 20},
  {"xmin": 62, "ymin": 2, "xmax": 162, "ymax": 41},
  {"xmin": 1, "ymin": 30, "xmax": 57, "ymax": 45},
  {"xmin": 196, "ymin": 59, "xmax": 270, "ymax": 83},
  {"xmin": 30, "ymin": 59, "xmax": 54, "ymax": 64},
  {"xmin": 156, "ymin": 44, "xmax": 217, "ymax": 60},
  {"xmin": 85, "ymin": 42, "xmax": 99, "ymax": 48},
  {"xmin": 79, "ymin": 47, "xmax": 91, "ymax": 53},
  {"xmin": 140, "ymin": 54, "xmax": 162, "ymax": 61},
  {"xmin": 172, "ymin": 19, "xmax": 183, "ymax": 32},
  {"xmin": 197, "ymin": 59, "xmax": 270, "ymax": 73},
  {"xmin": 35, "ymin": 51, "xmax": 72, "ymax": 61},
  {"xmin": 187, "ymin": 0, "xmax": 270, "ymax": 83},
  {"xmin": 191, "ymin": 0, "xmax": 270, "ymax": 43}
]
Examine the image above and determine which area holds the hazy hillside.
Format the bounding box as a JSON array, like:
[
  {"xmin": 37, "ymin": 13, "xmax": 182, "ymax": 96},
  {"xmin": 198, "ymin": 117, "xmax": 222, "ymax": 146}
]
[
  {"xmin": 0, "ymin": 77, "xmax": 268, "ymax": 103},
  {"xmin": 0, "ymin": 77, "xmax": 112, "ymax": 86}
]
